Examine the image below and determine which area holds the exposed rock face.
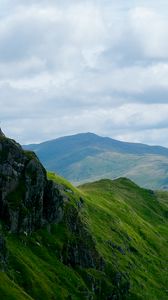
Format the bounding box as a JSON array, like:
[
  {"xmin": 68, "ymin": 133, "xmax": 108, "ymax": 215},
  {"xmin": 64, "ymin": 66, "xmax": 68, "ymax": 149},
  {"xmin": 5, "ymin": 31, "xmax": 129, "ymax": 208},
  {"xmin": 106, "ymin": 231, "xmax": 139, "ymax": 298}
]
[
  {"xmin": 63, "ymin": 205, "xmax": 105, "ymax": 270},
  {"xmin": 0, "ymin": 135, "xmax": 63, "ymax": 233},
  {"xmin": 43, "ymin": 180, "xmax": 63, "ymax": 223}
]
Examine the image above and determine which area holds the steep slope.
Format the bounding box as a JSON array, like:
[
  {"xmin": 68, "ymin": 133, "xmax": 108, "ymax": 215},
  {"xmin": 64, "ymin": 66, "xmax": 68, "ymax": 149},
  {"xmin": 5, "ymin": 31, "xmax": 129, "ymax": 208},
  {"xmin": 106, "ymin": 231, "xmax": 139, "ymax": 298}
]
[
  {"xmin": 0, "ymin": 133, "xmax": 129, "ymax": 299},
  {"xmin": 79, "ymin": 179, "xmax": 168, "ymax": 299},
  {"xmin": 24, "ymin": 133, "xmax": 168, "ymax": 190}
]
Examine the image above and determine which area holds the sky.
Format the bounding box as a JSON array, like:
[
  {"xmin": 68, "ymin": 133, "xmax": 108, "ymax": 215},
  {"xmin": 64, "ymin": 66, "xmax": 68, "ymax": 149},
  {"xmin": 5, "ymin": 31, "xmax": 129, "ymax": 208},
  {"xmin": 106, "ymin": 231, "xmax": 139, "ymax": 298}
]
[{"xmin": 1, "ymin": 0, "xmax": 168, "ymax": 146}]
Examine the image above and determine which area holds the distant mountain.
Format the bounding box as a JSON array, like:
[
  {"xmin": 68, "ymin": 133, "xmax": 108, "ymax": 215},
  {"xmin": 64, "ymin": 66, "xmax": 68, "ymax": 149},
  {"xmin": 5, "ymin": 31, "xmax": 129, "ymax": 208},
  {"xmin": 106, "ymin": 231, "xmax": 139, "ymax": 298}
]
[{"xmin": 24, "ymin": 132, "xmax": 168, "ymax": 190}]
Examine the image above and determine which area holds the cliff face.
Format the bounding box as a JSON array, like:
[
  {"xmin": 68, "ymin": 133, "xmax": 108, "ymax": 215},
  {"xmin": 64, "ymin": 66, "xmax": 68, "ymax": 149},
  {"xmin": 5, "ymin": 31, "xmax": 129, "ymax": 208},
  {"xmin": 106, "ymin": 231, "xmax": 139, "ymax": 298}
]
[{"xmin": 0, "ymin": 134, "xmax": 63, "ymax": 233}]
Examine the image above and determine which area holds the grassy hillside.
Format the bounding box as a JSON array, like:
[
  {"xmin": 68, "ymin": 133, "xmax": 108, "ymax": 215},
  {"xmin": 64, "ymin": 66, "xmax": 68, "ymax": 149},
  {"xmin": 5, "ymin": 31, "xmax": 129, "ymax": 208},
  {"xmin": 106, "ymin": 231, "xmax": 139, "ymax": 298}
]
[
  {"xmin": 0, "ymin": 173, "xmax": 128, "ymax": 300},
  {"xmin": 1, "ymin": 173, "xmax": 168, "ymax": 299},
  {"xmin": 23, "ymin": 133, "xmax": 168, "ymax": 190},
  {"xmin": 79, "ymin": 178, "xmax": 168, "ymax": 299}
]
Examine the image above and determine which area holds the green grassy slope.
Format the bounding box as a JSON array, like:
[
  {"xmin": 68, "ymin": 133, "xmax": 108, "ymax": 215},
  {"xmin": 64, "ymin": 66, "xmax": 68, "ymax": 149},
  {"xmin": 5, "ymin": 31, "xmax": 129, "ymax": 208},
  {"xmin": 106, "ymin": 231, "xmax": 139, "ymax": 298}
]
[
  {"xmin": 0, "ymin": 171, "xmax": 100, "ymax": 300},
  {"xmin": 0, "ymin": 173, "xmax": 125, "ymax": 300},
  {"xmin": 1, "ymin": 173, "xmax": 168, "ymax": 299},
  {"xmin": 1, "ymin": 227, "xmax": 91, "ymax": 300},
  {"xmin": 79, "ymin": 178, "xmax": 168, "ymax": 299},
  {"xmin": 23, "ymin": 133, "xmax": 168, "ymax": 190}
]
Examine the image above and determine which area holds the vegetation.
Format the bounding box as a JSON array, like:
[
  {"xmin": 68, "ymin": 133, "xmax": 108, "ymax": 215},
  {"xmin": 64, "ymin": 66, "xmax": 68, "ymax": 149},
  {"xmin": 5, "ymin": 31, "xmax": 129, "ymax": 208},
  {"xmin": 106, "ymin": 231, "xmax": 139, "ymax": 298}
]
[
  {"xmin": 80, "ymin": 178, "xmax": 168, "ymax": 299},
  {"xmin": 1, "ymin": 172, "xmax": 168, "ymax": 299}
]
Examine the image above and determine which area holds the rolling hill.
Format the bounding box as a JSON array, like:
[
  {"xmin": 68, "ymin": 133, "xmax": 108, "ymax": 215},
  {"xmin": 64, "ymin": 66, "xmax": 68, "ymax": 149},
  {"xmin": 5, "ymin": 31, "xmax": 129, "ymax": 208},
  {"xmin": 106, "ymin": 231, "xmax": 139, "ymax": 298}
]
[{"xmin": 24, "ymin": 133, "xmax": 168, "ymax": 190}]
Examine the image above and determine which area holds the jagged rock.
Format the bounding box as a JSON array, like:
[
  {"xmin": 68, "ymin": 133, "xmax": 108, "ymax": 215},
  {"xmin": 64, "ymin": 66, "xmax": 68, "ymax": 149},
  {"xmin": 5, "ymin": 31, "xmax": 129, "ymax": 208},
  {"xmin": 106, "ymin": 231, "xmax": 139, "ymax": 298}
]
[
  {"xmin": 0, "ymin": 135, "xmax": 63, "ymax": 233},
  {"xmin": 63, "ymin": 205, "xmax": 105, "ymax": 270},
  {"xmin": 43, "ymin": 180, "xmax": 63, "ymax": 223}
]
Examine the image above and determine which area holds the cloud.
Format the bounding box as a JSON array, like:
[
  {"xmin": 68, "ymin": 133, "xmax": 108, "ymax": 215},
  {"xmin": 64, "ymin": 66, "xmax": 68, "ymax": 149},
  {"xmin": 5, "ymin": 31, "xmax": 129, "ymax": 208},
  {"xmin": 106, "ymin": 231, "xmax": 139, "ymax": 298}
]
[
  {"xmin": 0, "ymin": 0, "xmax": 168, "ymax": 146},
  {"xmin": 129, "ymin": 7, "xmax": 168, "ymax": 59}
]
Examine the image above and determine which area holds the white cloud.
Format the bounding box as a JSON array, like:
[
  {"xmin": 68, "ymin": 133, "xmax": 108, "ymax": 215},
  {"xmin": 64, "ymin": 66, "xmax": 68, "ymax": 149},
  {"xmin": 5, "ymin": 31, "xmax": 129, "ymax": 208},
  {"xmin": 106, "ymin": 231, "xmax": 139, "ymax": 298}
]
[
  {"xmin": 129, "ymin": 7, "xmax": 168, "ymax": 59},
  {"xmin": 0, "ymin": 0, "xmax": 168, "ymax": 146}
]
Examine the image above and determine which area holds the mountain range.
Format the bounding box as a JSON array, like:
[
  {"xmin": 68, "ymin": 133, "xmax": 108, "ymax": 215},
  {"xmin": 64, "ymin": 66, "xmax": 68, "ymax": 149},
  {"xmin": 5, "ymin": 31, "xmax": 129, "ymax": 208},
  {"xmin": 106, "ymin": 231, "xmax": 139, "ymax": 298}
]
[
  {"xmin": 1, "ymin": 131, "xmax": 168, "ymax": 299},
  {"xmin": 24, "ymin": 132, "xmax": 168, "ymax": 190}
]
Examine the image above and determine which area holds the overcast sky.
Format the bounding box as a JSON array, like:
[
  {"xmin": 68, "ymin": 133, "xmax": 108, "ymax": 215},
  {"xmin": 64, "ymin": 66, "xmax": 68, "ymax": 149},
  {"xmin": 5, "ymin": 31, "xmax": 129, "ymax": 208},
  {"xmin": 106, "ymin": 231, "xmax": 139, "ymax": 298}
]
[{"xmin": 1, "ymin": 0, "xmax": 168, "ymax": 145}]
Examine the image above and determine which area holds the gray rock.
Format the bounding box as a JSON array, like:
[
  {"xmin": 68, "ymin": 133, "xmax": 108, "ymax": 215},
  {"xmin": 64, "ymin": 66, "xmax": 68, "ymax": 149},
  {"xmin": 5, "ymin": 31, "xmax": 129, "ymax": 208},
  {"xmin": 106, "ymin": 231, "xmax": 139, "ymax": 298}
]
[
  {"xmin": 0, "ymin": 135, "xmax": 64, "ymax": 233},
  {"xmin": 63, "ymin": 205, "xmax": 105, "ymax": 271},
  {"xmin": 43, "ymin": 180, "xmax": 63, "ymax": 223}
]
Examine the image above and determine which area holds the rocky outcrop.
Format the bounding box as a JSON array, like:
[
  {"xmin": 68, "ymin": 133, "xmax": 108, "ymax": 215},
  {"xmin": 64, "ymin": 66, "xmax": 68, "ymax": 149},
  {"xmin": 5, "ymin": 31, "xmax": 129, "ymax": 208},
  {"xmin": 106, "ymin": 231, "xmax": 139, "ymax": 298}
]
[
  {"xmin": 63, "ymin": 205, "xmax": 105, "ymax": 270},
  {"xmin": 0, "ymin": 135, "xmax": 64, "ymax": 233},
  {"xmin": 43, "ymin": 180, "xmax": 63, "ymax": 223}
]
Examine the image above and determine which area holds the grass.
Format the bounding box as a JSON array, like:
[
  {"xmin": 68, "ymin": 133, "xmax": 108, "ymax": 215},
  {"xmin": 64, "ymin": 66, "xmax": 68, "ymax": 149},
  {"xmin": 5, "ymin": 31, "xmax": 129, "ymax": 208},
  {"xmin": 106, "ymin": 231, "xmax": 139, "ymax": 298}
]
[
  {"xmin": 1, "ymin": 173, "xmax": 168, "ymax": 299},
  {"xmin": 0, "ymin": 272, "xmax": 33, "ymax": 300},
  {"xmin": 79, "ymin": 178, "xmax": 168, "ymax": 299},
  {"xmin": 5, "ymin": 231, "xmax": 89, "ymax": 300}
]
